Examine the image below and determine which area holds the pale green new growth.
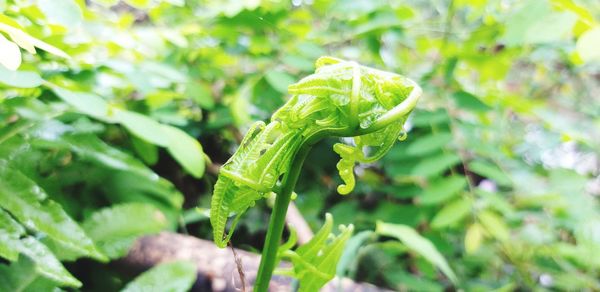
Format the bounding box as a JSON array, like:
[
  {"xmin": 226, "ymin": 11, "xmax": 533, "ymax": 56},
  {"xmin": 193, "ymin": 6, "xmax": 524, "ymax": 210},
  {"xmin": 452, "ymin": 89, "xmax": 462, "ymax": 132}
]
[
  {"xmin": 210, "ymin": 56, "xmax": 421, "ymax": 248},
  {"xmin": 277, "ymin": 213, "xmax": 354, "ymax": 292}
]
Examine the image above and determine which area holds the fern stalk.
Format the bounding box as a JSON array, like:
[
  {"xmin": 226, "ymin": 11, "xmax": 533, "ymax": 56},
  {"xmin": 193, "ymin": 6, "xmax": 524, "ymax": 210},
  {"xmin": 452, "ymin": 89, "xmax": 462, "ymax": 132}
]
[{"xmin": 254, "ymin": 145, "xmax": 311, "ymax": 292}]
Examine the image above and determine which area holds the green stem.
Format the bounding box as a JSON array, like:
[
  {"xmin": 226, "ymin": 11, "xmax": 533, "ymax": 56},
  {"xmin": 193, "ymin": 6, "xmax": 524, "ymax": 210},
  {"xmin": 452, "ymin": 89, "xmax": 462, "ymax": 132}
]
[{"xmin": 254, "ymin": 145, "xmax": 312, "ymax": 292}]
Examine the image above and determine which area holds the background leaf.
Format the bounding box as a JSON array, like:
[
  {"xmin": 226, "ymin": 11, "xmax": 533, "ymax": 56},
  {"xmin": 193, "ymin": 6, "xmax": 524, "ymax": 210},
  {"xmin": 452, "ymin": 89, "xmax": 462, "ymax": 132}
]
[
  {"xmin": 0, "ymin": 164, "xmax": 105, "ymax": 261},
  {"xmin": 0, "ymin": 34, "xmax": 20, "ymax": 70},
  {"xmin": 464, "ymin": 223, "xmax": 483, "ymax": 254},
  {"xmin": 412, "ymin": 153, "xmax": 461, "ymax": 177},
  {"xmin": 376, "ymin": 222, "xmax": 458, "ymax": 284},
  {"xmin": 418, "ymin": 176, "xmax": 467, "ymax": 205},
  {"xmin": 82, "ymin": 203, "xmax": 168, "ymax": 259},
  {"xmin": 431, "ymin": 198, "xmax": 473, "ymax": 229},
  {"xmin": 406, "ymin": 132, "xmax": 453, "ymax": 156},
  {"xmin": 115, "ymin": 110, "xmax": 170, "ymax": 147},
  {"xmin": 478, "ymin": 210, "xmax": 510, "ymax": 242},
  {"xmin": 265, "ymin": 70, "xmax": 295, "ymax": 93},
  {"xmin": 468, "ymin": 160, "xmax": 511, "ymax": 187},
  {"xmin": 0, "ymin": 65, "xmax": 43, "ymax": 88},
  {"xmin": 52, "ymin": 87, "xmax": 115, "ymax": 122},
  {"xmin": 121, "ymin": 261, "xmax": 197, "ymax": 292},
  {"xmin": 162, "ymin": 125, "xmax": 206, "ymax": 178}
]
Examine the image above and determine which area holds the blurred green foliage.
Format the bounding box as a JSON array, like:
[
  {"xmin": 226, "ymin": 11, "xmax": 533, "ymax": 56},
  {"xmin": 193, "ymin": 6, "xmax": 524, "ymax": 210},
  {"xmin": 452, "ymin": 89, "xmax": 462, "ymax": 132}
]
[{"xmin": 0, "ymin": 0, "xmax": 599, "ymax": 290}]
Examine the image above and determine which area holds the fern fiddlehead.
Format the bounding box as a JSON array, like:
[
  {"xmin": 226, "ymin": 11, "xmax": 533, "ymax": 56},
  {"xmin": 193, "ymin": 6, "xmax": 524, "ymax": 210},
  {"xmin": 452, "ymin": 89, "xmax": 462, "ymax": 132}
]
[{"xmin": 209, "ymin": 56, "xmax": 422, "ymax": 290}]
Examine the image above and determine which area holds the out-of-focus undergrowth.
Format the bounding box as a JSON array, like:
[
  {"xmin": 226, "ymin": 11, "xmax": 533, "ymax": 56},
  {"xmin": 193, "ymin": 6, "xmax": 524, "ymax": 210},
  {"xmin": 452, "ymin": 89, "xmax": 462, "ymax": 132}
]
[{"xmin": 0, "ymin": 0, "xmax": 599, "ymax": 291}]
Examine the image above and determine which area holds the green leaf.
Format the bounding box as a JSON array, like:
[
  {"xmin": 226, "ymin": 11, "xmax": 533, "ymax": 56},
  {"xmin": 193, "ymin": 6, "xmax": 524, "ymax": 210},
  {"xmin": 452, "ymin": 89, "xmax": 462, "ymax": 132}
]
[
  {"xmin": 228, "ymin": 79, "xmax": 256, "ymax": 126},
  {"xmin": 131, "ymin": 135, "xmax": 159, "ymax": 165},
  {"xmin": 430, "ymin": 198, "xmax": 472, "ymax": 229},
  {"xmin": 121, "ymin": 261, "xmax": 197, "ymax": 292},
  {"xmin": 464, "ymin": 223, "xmax": 483, "ymax": 254},
  {"xmin": 0, "ymin": 235, "xmax": 81, "ymax": 288},
  {"xmin": 16, "ymin": 237, "xmax": 82, "ymax": 287},
  {"xmin": 0, "ymin": 251, "xmax": 74, "ymax": 290},
  {"xmin": 27, "ymin": 36, "xmax": 69, "ymax": 59},
  {"xmin": 265, "ymin": 70, "xmax": 295, "ymax": 93},
  {"xmin": 64, "ymin": 135, "xmax": 151, "ymax": 176},
  {"xmin": 33, "ymin": 134, "xmax": 155, "ymax": 179},
  {"xmin": 0, "ymin": 22, "xmax": 69, "ymax": 58},
  {"xmin": 287, "ymin": 213, "xmax": 354, "ymax": 292},
  {"xmin": 0, "ymin": 208, "xmax": 25, "ymax": 237},
  {"xmin": 376, "ymin": 221, "xmax": 458, "ymax": 284},
  {"xmin": 384, "ymin": 269, "xmax": 444, "ymax": 292},
  {"xmin": 0, "ymin": 255, "xmax": 39, "ymax": 292},
  {"xmin": 295, "ymin": 213, "xmax": 335, "ymax": 260},
  {"xmin": 410, "ymin": 110, "xmax": 449, "ymax": 127},
  {"xmin": 52, "ymin": 87, "xmax": 116, "ymax": 123},
  {"xmin": 576, "ymin": 27, "xmax": 600, "ymax": 63},
  {"xmin": 38, "ymin": 0, "xmax": 83, "ymax": 28},
  {"xmin": 551, "ymin": 0, "xmax": 594, "ymax": 25},
  {"xmin": 0, "ymin": 164, "xmax": 106, "ymax": 262},
  {"xmin": 451, "ymin": 91, "xmax": 491, "ymax": 112},
  {"xmin": 182, "ymin": 208, "xmax": 210, "ymax": 225},
  {"xmin": 411, "ymin": 153, "xmax": 461, "ymax": 177},
  {"xmin": 478, "ymin": 210, "xmax": 510, "ymax": 242},
  {"xmin": 185, "ymin": 81, "xmax": 215, "ymax": 110},
  {"xmin": 115, "ymin": 110, "xmax": 170, "ymax": 147},
  {"xmin": 405, "ymin": 132, "xmax": 453, "ymax": 156},
  {"xmin": 503, "ymin": 0, "xmax": 578, "ymax": 44},
  {"xmin": 161, "ymin": 125, "xmax": 206, "ymax": 178},
  {"xmin": 468, "ymin": 160, "xmax": 511, "ymax": 187},
  {"xmin": 351, "ymin": 12, "xmax": 402, "ymax": 36},
  {"xmin": 336, "ymin": 230, "xmax": 373, "ymax": 278},
  {"xmin": 0, "ymin": 65, "xmax": 43, "ymax": 88},
  {"xmin": 82, "ymin": 203, "xmax": 168, "ymax": 259},
  {"xmin": 139, "ymin": 62, "xmax": 188, "ymax": 84},
  {"xmin": 329, "ymin": 0, "xmax": 387, "ymax": 20},
  {"xmin": 103, "ymin": 170, "xmax": 184, "ymax": 213},
  {"xmin": 0, "ymin": 208, "xmax": 24, "ymax": 261},
  {"xmin": 282, "ymin": 55, "xmax": 314, "ymax": 71},
  {"xmin": 2, "ymin": 23, "xmax": 35, "ymax": 54},
  {"xmin": 0, "ymin": 34, "xmax": 21, "ymax": 70},
  {"xmin": 19, "ymin": 277, "xmax": 60, "ymax": 292},
  {"xmin": 504, "ymin": 0, "xmax": 551, "ymax": 46},
  {"xmin": 524, "ymin": 11, "xmax": 577, "ymax": 44},
  {"xmin": 418, "ymin": 176, "xmax": 467, "ymax": 205}
]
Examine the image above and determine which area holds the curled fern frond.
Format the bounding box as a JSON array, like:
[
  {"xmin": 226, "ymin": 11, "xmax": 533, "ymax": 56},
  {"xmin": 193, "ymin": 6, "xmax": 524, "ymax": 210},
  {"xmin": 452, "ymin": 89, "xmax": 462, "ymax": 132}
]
[
  {"xmin": 210, "ymin": 56, "xmax": 421, "ymax": 247},
  {"xmin": 333, "ymin": 143, "xmax": 358, "ymax": 195}
]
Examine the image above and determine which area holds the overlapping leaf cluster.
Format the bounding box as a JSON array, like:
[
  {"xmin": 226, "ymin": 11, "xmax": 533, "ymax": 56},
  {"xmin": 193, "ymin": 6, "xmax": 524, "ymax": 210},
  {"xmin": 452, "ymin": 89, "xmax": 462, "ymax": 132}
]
[{"xmin": 0, "ymin": 0, "xmax": 205, "ymax": 289}]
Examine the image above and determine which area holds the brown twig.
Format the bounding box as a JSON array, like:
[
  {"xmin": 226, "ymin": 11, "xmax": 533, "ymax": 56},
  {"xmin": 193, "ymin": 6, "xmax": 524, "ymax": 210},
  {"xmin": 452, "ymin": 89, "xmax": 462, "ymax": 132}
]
[{"xmin": 228, "ymin": 242, "xmax": 246, "ymax": 292}]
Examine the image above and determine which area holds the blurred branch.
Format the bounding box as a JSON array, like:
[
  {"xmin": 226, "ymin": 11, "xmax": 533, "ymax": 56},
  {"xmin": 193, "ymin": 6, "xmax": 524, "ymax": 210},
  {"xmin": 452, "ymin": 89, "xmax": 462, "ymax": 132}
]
[
  {"xmin": 285, "ymin": 202, "xmax": 314, "ymax": 245},
  {"xmin": 119, "ymin": 232, "xmax": 392, "ymax": 292}
]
